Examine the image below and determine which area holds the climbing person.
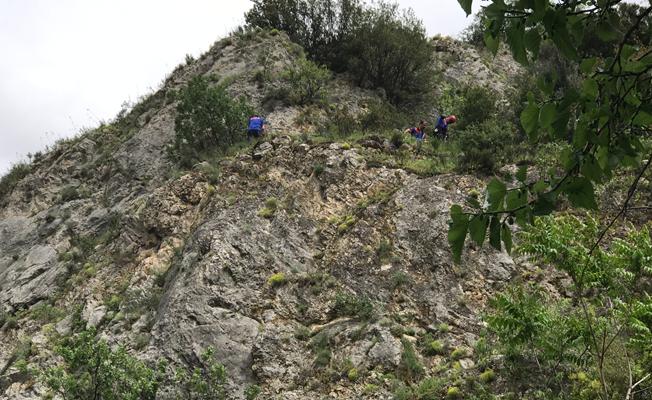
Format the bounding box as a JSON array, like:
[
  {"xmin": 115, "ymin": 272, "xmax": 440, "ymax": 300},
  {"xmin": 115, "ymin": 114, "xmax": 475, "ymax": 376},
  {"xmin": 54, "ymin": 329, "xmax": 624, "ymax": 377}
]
[
  {"xmin": 404, "ymin": 120, "xmax": 427, "ymax": 141},
  {"xmin": 404, "ymin": 120, "xmax": 427, "ymax": 153},
  {"xmin": 434, "ymin": 114, "xmax": 456, "ymax": 140},
  {"xmin": 247, "ymin": 114, "xmax": 266, "ymax": 141}
]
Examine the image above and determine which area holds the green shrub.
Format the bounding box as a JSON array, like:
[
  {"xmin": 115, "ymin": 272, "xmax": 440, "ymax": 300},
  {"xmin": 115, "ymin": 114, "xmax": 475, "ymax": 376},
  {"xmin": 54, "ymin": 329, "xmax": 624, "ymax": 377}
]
[
  {"xmin": 311, "ymin": 332, "xmax": 332, "ymax": 368},
  {"xmin": 257, "ymin": 197, "xmax": 279, "ymax": 218},
  {"xmin": 294, "ymin": 325, "xmax": 311, "ymax": 341},
  {"xmin": 450, "ymin": 347, "xmax": 467, "ymax": 360},
  {"xmin": 321, "ymin": 105, "xmax": 358, "ymax": 137},
  {"xmin": 244, "ymin": 384, "xmax": 261, "ymax": 400},
  {"xmin": 346, "ymin": 3, "xmax": 434, "ymax": 104},
  {"xmin": 267, "ymin": 272, "xmax": 287, "ymax": 287},
  {"xmin": 282, "ymin": 58, "xmax": 331, "ymax": 106},
  {"xmin": 446, "ymin": 386, "xmax": 462, "ymax": 399},
  {"xmin": 398, "ymin": 338, "xmax": 424, "ymax": 382},
  {"xmin": 390, "ymin": 131, "xmax": 404, "ymax": 148},
  {"xmin": 377, "ymin": 239, "xmax": 393, "ymax": 261},
  {"xmin": 425, "ymin": 340, "xmax": 444, "ymax": 356},
  {"xmin": 59, "ymin": 185, "xmax": 80, "ymax": 202},
  {"xmin": 173, "ymin": 75, "xmax": 253, "ymax": 168},
  {"xmin": 479, "ymin": 369, "xmax": 495, "ymax": 384},
  {"xmin": 173, "ymin": 346, "xmax": 228, "ymax": 399},
  {"xmin": 42, "ymin": 328, "xmax": 160, "ymax": 399},
  {"xmin": 28, "ymin": 303, "xmax": 65, "ymax": 324},
  {"xmin": 332, "ymin": 292, "xmax": 375, "ymax": 321},
  {"xmin": 347, "ymin": 367, "xmax": 359, "ymax": 382},
  {"xmin": 456, "ymin": 118, "xmax": 522, "ymax": 174},
  {"xmin": 312, "ymin": 163, "xmax": 325, "ymax": 176},
  {"xmin": 0, "ymin": 162, "xmax": 30, "ymax": 202},
  {"xmin": 458, "ymin": 85, "xmax": 497, "ymax": 129},
  {"xmin": 415, "ymin": 377, "xmax": 445, "ymax": 400},
  {"xmin": 360, "ymin": 100, "xmax": 409, "ymax": 131},
  {"xmin": 390, "ymin": 271, "xmax": 410, "ymax": 290}
]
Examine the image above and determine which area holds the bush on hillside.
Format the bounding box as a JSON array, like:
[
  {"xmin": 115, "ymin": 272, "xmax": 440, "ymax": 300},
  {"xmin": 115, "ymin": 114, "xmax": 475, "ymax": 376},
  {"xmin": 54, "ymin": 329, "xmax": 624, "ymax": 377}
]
[
  {"xmin": 42, "ymin": 328, "xmax": 161, "ymax": 399},
  {"xmin": 457, "ymin": 85, "xmax": 497, "ymax": 129},
  {"xmin": 173, "ymin": 76, "xmax": 253, "ymax": 167},
  {"xmin": 0, "ymin": 162, "xmax": 31, "ymax": 203},
  {"xmin": 284, "ymin": 58, "xmax": 331, "ymax": 105},
  {"xmin": 346, "ymin": 3, "xmax": 434, "ymax": 104},
  {"xmin": 42, "ymin": 327, "xmax": 229, "ymax": 400},
  {"xmin": 456, "ymin": 118, "xmax": 521, "ymax": 174}
]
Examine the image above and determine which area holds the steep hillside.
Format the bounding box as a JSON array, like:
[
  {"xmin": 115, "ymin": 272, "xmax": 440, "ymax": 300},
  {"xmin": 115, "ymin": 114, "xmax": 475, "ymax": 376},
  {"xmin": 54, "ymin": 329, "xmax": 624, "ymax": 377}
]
[{"xmin": 0, "ymin": 31, "xmax": 529, "ymax": 399}]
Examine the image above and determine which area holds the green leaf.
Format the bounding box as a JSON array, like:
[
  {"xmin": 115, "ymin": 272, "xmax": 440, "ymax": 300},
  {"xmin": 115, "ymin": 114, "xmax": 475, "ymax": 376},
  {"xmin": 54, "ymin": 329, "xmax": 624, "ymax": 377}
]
[
  {"xmin": 489, "ymin": 217, "xmax": 501, "ymax": 250},
  {"xmin": 448, "ymin": 205, "xmax": 469, "ymax": 263},
  {"xmin": 524, "ymin": 29, "xmax": 541, "ymax": 57},
  {"xmin": 469, "ymin": 215, "xmax": 489, "ymax": 246},
  {"xmin": 581, "ymin": 155, "xmax": 603, "ymax": 183},
  {"xmin": 487, "ymin": 178, "xmax": 507, "ymax": 212},
  {"xmin": 563, "ymin": 177, "xmax": 597, "ymax": 210},
  {"xmin": 532, "ymin": 180, "xmax": 547, "ymax": 194},
  {"xmin": 552, "ymin": 30, "xmax": 578, "ymax": 61},
  {"xmin": 633, "ymin": 111, "xmax": 652, "ymax": 126},
  {"xmin": 521, "ymin": 103, "xmax": 539, "ymax": 138},
  {"xmin": 596, "ymin": 19, "xmax": 621, "ymax": 42},
  {"xmin": 582, "ymin": 79, "xmax": 599, "ymax": 100},
  {"xmin": 484, "ymin": 31, "xmax": 500, "ymax": 55},
  {"xmin": 573, "ymin": 119, "xmax": 589, "ymax": 149},
  {"xmin": 580, "ymin": 58, "xmax": 597, "ymax": 74},
  {"xmin": 533, "ymin": 0, "xmax": 547, "ymax": 20},
  {"xmin": 501, "ymin": 223, "xmax": 513, "ymax": 254},
  {"xmin": 539, "ymin": 103, "xmax": 556, "ymax": 128},
  {"xmin": 533, "ymin": 193, "xmax": 555, "ymax": 215},
  {"xmin": 507, "ymin": 23, "xmax": 528, "ymax": 65},
  {"xmin": 457, "ymin": 0, "xmax": 473, "ymax": 16},
  {"xmin": 506, "ymin": 189, "xmax": 527, "ymax": 210}
]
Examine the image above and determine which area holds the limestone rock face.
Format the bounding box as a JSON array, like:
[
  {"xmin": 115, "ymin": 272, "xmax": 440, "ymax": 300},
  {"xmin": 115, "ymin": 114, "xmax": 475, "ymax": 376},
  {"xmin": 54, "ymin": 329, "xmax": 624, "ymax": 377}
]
[{"xmin": 0, "ymin": 31, "xmax": 528, "ymax": 400}]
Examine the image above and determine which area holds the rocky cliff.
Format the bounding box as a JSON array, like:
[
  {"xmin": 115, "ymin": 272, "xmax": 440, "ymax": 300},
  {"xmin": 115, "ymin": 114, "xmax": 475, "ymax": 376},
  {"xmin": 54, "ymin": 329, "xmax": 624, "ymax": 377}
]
[{"xmin": 0, "ymin": 31, "xmax": 528, "ymax": 399}]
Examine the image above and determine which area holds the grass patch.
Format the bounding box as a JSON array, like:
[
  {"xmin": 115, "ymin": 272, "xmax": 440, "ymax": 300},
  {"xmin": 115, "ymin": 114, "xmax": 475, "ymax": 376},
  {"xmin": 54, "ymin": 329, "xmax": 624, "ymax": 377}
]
[
  {"xmin": 267, "ymin": 272, "xmax": 287, "ymax": 288},
  {"xmin": 258, "ymin": 197, "xmax": 278, "ymax": 219},
  {"xmin": 398, "ymin": 338, "xmax": 424, "ymax": 382}
]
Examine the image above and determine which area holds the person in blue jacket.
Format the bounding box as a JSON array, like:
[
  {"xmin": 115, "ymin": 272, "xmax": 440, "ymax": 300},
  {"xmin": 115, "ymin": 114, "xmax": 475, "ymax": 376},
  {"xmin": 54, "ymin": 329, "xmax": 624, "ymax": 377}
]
[
  {"xmin": 434, "ymin": 115, "xmax": 457, "ymax": 140},
  {"xmin": 405, "ymin": 120, "xmax": 427, "ymax": 141},
  {"xmin": 247, "ymin": 115, "xmax": 266, "ymax": 141}
]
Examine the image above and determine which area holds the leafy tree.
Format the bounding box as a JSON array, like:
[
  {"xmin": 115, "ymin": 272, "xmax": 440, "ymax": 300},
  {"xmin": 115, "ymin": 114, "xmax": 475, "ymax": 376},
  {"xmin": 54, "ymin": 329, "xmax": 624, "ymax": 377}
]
[
  {"xmin": 345, "ymin": 2, "xmax": 434, "ymax": 104},
  {"xmin": 173, "ymin": 76, "xmax": 253, "ymax": 167},
  {"xmin": 485, "ymin": 216, "xmax": 652, "ymax": 398},
  {"xmin": 246, "ymin": 0, "xmax": 433, "ymax": 104},
  {"xmin": 449, "ymin": 0, "xmax": 652, "ymax": 262},
  {"xmin": 42, "ymin": 328, "xmax": 161, "ymax": 400},
  {"xmin": 42, "ymin": 328, "xmax": 230, "ymax": 400}
]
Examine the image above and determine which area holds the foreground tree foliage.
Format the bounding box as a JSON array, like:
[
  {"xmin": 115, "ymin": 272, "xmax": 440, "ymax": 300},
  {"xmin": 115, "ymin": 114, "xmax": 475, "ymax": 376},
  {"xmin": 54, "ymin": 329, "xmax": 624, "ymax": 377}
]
[
  {"xmin": 246, "ymin": 0, "xmax": 433, "ymax": 104},
  {"xmin": 486, "ymin": 216, "xmax": 652, "ymax": 398},
  {"xmin": 451, "ymin": 1, "xmax": 652, "ymax": 398},
  {"xmin": 449, "ymin": 0, "xmax": 652, "ymax": 261}
]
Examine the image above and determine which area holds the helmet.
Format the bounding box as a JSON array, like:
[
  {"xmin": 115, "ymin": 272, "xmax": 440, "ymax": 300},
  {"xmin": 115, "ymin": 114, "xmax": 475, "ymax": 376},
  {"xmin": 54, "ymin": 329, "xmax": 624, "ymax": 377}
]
[{"xmin": 446, "ymin": 115, "xmax": 457, "ymax": 124}]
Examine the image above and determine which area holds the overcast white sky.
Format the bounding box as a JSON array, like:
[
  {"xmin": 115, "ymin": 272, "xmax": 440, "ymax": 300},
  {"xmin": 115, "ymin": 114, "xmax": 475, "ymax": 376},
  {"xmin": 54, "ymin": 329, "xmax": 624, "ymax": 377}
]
[{"xmin": 0, "ymin": 0, "xmax": 481, "ymax": 175}]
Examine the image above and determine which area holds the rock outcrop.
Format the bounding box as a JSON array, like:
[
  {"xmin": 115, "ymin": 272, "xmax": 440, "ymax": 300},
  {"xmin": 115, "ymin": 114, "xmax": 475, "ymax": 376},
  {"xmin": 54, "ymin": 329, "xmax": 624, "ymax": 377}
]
[{"xmin": 0, "ymin": 31, "xmax": 526, "ymax": 399}]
